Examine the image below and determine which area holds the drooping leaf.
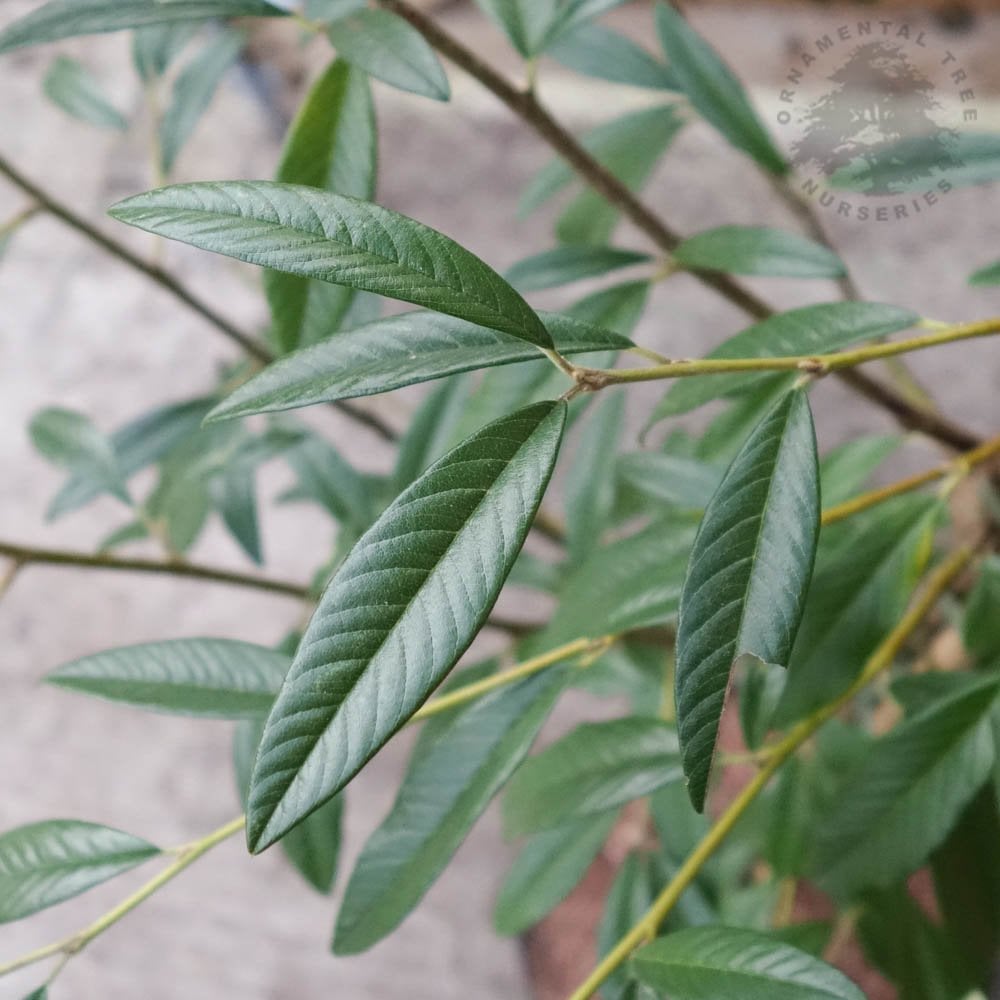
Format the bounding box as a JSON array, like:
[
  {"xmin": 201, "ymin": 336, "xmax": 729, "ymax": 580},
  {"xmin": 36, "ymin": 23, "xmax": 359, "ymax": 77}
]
[
  {"xmin": 548, "ymin": 20, "xmax": 677, "ymax": 92},
  {"xmin": 0, "ymin": 0, "xmax": 287, "ymax": 54},
  {"xmin": 617, "ymin": 452, "xmax": 723, "ymax": 512},
  {"xmin": 110, "ymin": 181, "xmax": 552, "ymax": 347},
  {"xmin": 631, "ymin": 925, "xmax": 865, "ymax": 999},
  {"xmin": 29, "ymin": 406, "xmax": 129, "ymax": 512},
  {"xmin": 969, "ymin": 259, "xmax": 1000, "ymax": 286},
  {"xmin": 212, "ymin": 461, "xmax": 262, "ymax": 563},
  {"xmin": 208, "ymin": 310, "xmax": 627, "ymax": 420},
  {"xmin": 774, "ymin": 495, "xmax": 938, "ymax": 724},
  {"xmin": 494, "ymin": 812, "xmax": 615, "ymax": 936},
  {"xmin": 159, "ymin": 29, "xmax": 243, "ymax": 173},
  {"xmin": 326, "ymin": 9, "xmax": 449, "ymax": 101},
  {"xmin": 233, "ymin": 717, "xmax": 343, "ymax": 893},
  {"xmin": 812, "ymin": 675, "xmax": 1000, "ymax": 898},
  {"xmin": 673, "ymin": 226, "xmax": 845, "ymax": 278},
  {"xmin": 43, "ymin": 55, "xmax": 127, "ymax": 130},
  {"xmin": 264, "ymin": 59, "xmax": 376, "ymax": 354},
  {"xmin": 503, "ymin": 717, "xmax": 682, "ymax": 835},
  {"xmin": 963, "ymin": 555, "xmax": 1000, "ymax": 663},
  {"xmin": 333, "ymin": 667, "xmax": 566, "ymax": 953},
  {"xmin": 246, "ymin": 401, "xmax": 567, "ymax": 851},
  {"xmin": 649, "ymin": 301, "xmax": 919, "ymax": 423},
  {"xmin": 543, "ymin": 0, "xmax": 632, "ymax": 42},
  {"xmin": 47, "ymin": 638, "xmax": 289, "ymax": 717},
  {"xmin": 505, "ymin": 245, "xmax": 651, "ymax": 292},
  {"xmin": 131, "ymin": 21, "xmax": 198, "ymax": 81},
  {"xmin": 565, "ymin": 390, "xmax": 625, "ymax": 563},
  {"xmin": 0, "ymin": 820, "xmax": 159, "ymax": 923},
  {"xmin": 49, "ymin": 396, "xmax": 214, "ymax": 519},
  {"xmin": 675, "ymin": 389, "xmax": 820, "ymax": 811},
  {"xmin": 653, "ymin": 2, "xmax": 786, "ymax": 174}
]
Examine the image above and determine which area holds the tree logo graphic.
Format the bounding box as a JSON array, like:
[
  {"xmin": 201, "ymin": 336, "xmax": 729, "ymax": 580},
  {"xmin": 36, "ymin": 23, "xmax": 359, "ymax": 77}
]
[
  {"xmin": 792, "ymin": 41, "xmax": 961, "ymax": 194},
  {"xmin": 774, "ymin": 22, "xmax": 976, "ymax": 221}
]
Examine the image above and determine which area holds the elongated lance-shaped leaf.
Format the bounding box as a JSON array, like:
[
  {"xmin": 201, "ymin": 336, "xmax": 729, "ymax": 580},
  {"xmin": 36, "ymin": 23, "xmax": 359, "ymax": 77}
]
[
  {"xmin": 47, "ymin": 638, "xmax": 290, "ymax": 718},
  {"xmin": 503, "ymin": 717, "xmax": 682, "ymax": 835},
  {"xmin": 0, "ymin": 820, "xmax": 159, "ymax": 923},
  {"xmin": 43, "ymin": 55, "xmax": 128, "ymax": 131},
  {"xmin": 208, "ymin": 310, "xmax": 630, "ymax": 421},
  {"xmin": 333, "ymin": 667, "xmax": 566, "ymax": 953},
  {"xmin": 110, "ymin": 181, "xmax": 551, "ymax": 347},
  {"xmin": 654, "ymin": 1, "xmax": 786, "ymax": 174},
  {"xmin": 264, "ymin": 59, "xmax": 376, "ymax": 354},
  {"xmin": 246, "ymin": 401, "xmax": 567, "ymax": 852},
  {"xmin": 675, "ymin": 389, "xmax": 820, "ymax": 811},
  {"xmin": 505, "ymin": 245, "xmax": 651, "ymax": 293},
  {"xmin": 326, "ymin": 9, "xmax": 449, "ymax": 101},
  {"xmin": 649, "ymin": 301, "xmax": 919, "ymax": 423},
  {"xmin": 673, "ymin": 225, "xmax": 846, "ymax": 278},
  {"xmin": 811, "ymin": 674, "xmax": 1000, "ymax": 899},
  {"xmin": 631, "ymin": 925, "xmax": 865, "ymax": 1000},
  {"xmin": 0, "ymin": 0, "xmax": 287, "ymax": 55}
]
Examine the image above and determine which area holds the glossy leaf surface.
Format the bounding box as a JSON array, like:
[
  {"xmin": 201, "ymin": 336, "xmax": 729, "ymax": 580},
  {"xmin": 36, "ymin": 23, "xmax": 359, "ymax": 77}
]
[
  {"xmin": 110, "ymin": 182, "xmax": 552, "ymax": 347},
  {"xmin": 246, "ymin": 401, "xmax": 567, "ymax": 851},
  {"xmin": 675, "ymin": 390, "xmax": 820, "ymax": 810}
]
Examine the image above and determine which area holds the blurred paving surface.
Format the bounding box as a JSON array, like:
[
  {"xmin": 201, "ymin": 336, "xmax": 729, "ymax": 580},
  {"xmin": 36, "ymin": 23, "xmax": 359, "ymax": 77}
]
[{"xmin": 2, "ymin": 2, "xmax": 1000, "ymax": 998}]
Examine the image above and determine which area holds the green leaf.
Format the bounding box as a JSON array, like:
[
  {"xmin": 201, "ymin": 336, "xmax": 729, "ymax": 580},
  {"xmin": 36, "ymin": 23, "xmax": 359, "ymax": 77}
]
[
  {"xmin": 110, "ymin": 181, "xmax": 551, "ymax": 347},
  {"xmin": 632, "ymin": 926, "xmax": 865, "ymax": 999},
  {"xmin": 543, "ymin": 516, "xmax": 697, "ymax": 647},
  {"xmin": 963, "ymin": 555, "xmax": 1000, "ymax": 663},
  {"xmin": 857, "ymin": 884, "xmax": 977, "ymax": 1000},
  {"xmin": 264, "ymin": 59, "xmax": 376, "ymax": 354},
  {"xmin": 812, "ymin": 675, "xmax": 1000, "ymax": 898},
  {"xmin": 520, "ymin": 106, "xmax": 683, "ymax": 218},
  {"xmin": 774, "ymin": 495, "xmax": 938, "ymax": 724},
  {"xmin": 672, "ymin": 226, "xmax": 845, "ymax": 279},
  {"xmin": 818, "ymin": 434, "xmax": 900, "ymax": 506},
  {"xmin": 47, "ymin": 638, "xmax": 289, "ymax": 717},
  {"xmin": 212, "ymin": 462, "xmax": 262, "ymax": 563},
  {"xmin": 565, "ymin": 390, "xmax": 625, "ymax": 563},
  {"xmin": 49, "ymin": 396, "xmax": 213, "ymax": 519},
  {"xmin": 0, "ymin": 820, "xmax": 159, "ymax": 922},
  {"xmin": 333, "ymin": 667, "xmax": 566, "ymax": 953},
  {"xmin": 618, "ymin": 452, "xmax": 723, "ymax": 511},
  {"xmin": 0, "ymin": 0, "xmax": 286, "ymax": 54},
  {"xmin": 43, "ymin": 55, "xmax": 127, "ymax": 130},
  {"xmin": 503, "ymin": 717, "xmax": 682, "ymax": 835},
  {"xmin": 246, "ymin": 401, "xmax": 566, "ymax": 852},
  {"xmin": 131, "ymin": 21, "xmax": 198, "ymax": 81},
  {"xmin": 675, "ymin": 390, "xmax": 820, "ymax": 811},
  {"xmin": 653, "ymin": 2, "xmax": 786, "ymax": 174},
  {"xmin": 326, "ymin": 9, "xmax": 449, "ymax": 101},
  {"xmin": 969, "ymin": 259, "xmax": 1000, "ymax": 286},
  {"xmin": 234, "ymin": 717, "xmax": 343, "ymax": 893},
  {"xmin": 548, "ymin": 20, "xmax": 677, "ymax": 91},
  {"xmin": 505, "ymin": 245, "xmax": 651, "ymax": 292},
  {"xmin": 208, "ymin": 311, "xmax": 628, "ymax": 420},
  {"xmin": 649, "ymin": 302, "xmax": 919, "ymax": 422},
  {"xmin": 22, "ymin": 988, "xmax": 47, "ymax": 1000},
  {"xmin": 494, "ymin": 813, "xmax": 615, "ymax": 936},
  {"xmin": 159, "ymin": 29, "xmax": 243, "ymax": 174},
  {"xmin": 29, "ymin": 406, "xmax": 129, "ymax": 512},
  {"xmin": 473, "ymin": 0, "xmax": 557, "ymax": 57}
]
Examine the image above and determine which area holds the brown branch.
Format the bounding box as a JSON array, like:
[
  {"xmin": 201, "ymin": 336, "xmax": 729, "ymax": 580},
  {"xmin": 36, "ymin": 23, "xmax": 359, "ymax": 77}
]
[
  {"xmin": 379, "ymin": 0, "xmax": 984, "ymax": 453},
  {"xmin": 0, "ymin": 151, "xmax": 397, "ymax": 443}
]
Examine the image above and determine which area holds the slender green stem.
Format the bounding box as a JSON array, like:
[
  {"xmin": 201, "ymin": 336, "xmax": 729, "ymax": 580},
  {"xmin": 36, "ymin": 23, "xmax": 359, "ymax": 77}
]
[
  {"xmin": 821, "ymin": 432, "xmax": 1000, "ymax": 526},
  {"xmin": 412, "ymin": 635, "xmax": 615, "ymax": 721},
  {"xmin": 574, "ymin": 316, "xmax": 1000, "ymax": 388},
  {"xmin": 0, "ymin": 202, "xmax": 40, "ymax": 239},
  {"xmin": 566, "ymin": 543, "xmax": 976, "ymax": 1000}
]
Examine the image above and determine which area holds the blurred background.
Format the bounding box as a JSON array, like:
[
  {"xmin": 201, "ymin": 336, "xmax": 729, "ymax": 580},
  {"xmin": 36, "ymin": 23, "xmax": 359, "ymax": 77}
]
[{"xmin": 2, "ymin": 1, "xmax": 1000, "ymax": 997}]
